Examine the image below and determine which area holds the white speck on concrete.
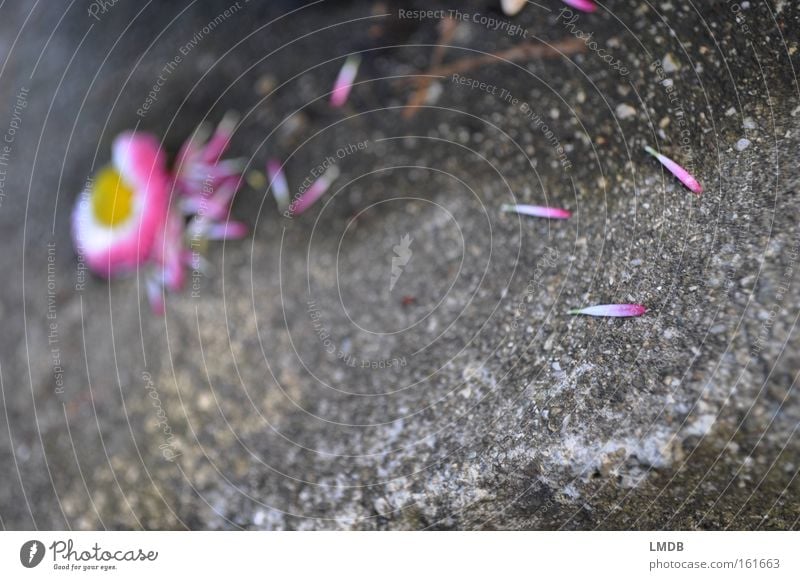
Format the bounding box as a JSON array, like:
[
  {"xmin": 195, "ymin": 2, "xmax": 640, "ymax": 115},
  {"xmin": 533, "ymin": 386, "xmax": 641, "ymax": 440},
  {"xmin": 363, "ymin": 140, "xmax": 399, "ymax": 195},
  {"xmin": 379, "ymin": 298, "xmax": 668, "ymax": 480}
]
[{"xmin": 615, "ymin": 103, "xmax": 637, "ymax": 120}]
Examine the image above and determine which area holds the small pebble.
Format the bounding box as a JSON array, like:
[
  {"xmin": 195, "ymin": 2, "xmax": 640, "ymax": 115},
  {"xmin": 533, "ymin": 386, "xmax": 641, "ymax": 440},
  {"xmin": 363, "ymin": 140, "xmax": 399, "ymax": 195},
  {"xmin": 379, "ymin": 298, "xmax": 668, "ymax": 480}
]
[
  {"xmin": 246, "ymin": 170, "xmax": 266, "ymax": 189},
  {"xmin": 662, "ymin": 53, "xmax": 680, "ymax": 73},
  {"xmin": 735, "ymin": 138, "xmax": 751, "ymax": 151},
  {"xmin": 615, "ymin": 103, "xmax": 637, "ymax": 120}
]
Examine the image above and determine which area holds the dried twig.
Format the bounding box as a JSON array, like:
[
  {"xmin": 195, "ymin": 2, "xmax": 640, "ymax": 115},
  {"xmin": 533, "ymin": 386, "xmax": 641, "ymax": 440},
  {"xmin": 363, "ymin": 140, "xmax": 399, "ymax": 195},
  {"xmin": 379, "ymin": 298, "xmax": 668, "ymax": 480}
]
[
  {"xmin": 403, "ymin": 17, "xmax": 460, "ymax": 119},
  {"xmin": 404, "ymin": 37, "xmax": 586, "ymax": 89}
]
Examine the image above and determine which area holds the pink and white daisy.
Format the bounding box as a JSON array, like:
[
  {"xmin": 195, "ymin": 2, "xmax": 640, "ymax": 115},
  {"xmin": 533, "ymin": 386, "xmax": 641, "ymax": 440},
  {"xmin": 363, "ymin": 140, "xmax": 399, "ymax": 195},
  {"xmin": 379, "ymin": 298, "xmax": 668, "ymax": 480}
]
[
  {"xmin": 72, "ymin": 115, "xmax": 249, "ymax": 314},
  {"xmin": 71, "ymin": 132, "xmax": 170, "ymax": 278}
]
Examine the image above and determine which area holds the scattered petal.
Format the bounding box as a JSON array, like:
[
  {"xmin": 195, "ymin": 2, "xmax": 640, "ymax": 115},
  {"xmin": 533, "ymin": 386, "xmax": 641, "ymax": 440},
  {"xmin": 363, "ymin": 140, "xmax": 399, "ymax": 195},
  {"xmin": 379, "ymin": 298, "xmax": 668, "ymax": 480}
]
[
  {"xmin": 200, "ymin": 111, "xmax": 238, "ymax": 164},
  {"xmin": 146, "ymin": 276, "xmax": 165, "ymax": 316},
  {"xmin": 645, "ymin": 145, "xmax": 703, "ymax": 194},
  {"xmin": 71, "ymin": 132, "xmax": 170, "ymax": 278},
  {"xmin": 501, "ymin": 0, "xmax": 527, "ymax": 16},
  {"xmin": 206, "ymin": 221, "xmax": 248, "ymax": 241},
  {"xmin": 288, "ymin": 165, "xmax": 341, "ymax": 216},
  {"xmin": 153, "ymin": 209, "xmax": 186, "ymax": 292},
  {"xmin": 568, "ymin": 304, "xmax": 648, "ymax": 317},
  {"xmin": 267, "ymin": 159, "xmax": 290, "ymax": 211},
  {"xmin": 501, "ymin": 203, "xmax": 571, "ymax": 219},
  {"xmin": 562, "ymin": 0, "xmax": 598, "ymax": 12},
  {"xmin": 331, "ymin": 54, "xmax": 361, "ymax": 108},
  {"xmin": 174, "ymin": 113, "xmax": 245, "ymax": 199}
]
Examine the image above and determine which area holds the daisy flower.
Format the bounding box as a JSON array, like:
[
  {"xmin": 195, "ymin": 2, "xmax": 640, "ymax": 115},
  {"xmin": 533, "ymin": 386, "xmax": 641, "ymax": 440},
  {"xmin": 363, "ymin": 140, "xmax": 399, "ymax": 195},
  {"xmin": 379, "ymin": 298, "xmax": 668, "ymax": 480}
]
[
  {"xmin": 72, "ymin": 115, "xmax": 249, "ymax": 314},
  {"xmin": 71, "ymin": 132, "xmax": 170, "ymax": 278}
]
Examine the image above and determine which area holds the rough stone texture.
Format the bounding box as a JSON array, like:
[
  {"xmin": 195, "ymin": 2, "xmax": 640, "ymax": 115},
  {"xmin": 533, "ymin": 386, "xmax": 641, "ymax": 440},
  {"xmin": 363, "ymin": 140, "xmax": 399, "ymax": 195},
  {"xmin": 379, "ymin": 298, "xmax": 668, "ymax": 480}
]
[{"xmin": 0, "ymin": 0, "xmax": 798, "ymax": 530}]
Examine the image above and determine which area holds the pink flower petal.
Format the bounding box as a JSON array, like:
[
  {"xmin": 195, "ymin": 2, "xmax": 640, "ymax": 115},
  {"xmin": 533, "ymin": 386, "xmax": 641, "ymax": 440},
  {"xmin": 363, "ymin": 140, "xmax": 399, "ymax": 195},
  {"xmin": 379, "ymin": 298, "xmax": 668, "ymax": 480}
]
[
  {"xmin": 562, "ymin": 0, "xmax": 598, "ymax": 12},
  {"xmin": 568, "ymin": 304, "xmax": 648, "ymax": 317},
  {"xmin": 206, "ymin": 221, "xmax": 248, "ymax": 241},
  {"xmin": 204, "ymin": 177, "xmax": 241, "ymax": 221},
  {"xmin": 173, "ymin": 115, "xmax": 244, "ymax": 201},
  {"xmin": 267, "ymin": 159, "xmax": 290, "ymax": 210},
  {"xmin": 200, "ymin": 111, "xmax": 238, "ymax": 164},
  {"xmin": 645, "ymin": 146, "xmax": 703, "ymax": 194},
  {"xmin": 331, "ymin": 54, "xmax": 361, "ymax": 108},
  {"xmin": 174, "ymin": 124, "xmax": 211, "ymax": 172},
  {"xmin": 288, "ymin": 165, "xmax": 340, "ymax": 216},
  {"xmin": 501, "ymin": 203, "xmax": 571, "ymax": 219},
  {"xmin": 153, "ymin": 208, "xmax": 186, "ymax": 292},
  {"xmin": 146, "ymin": 276, "xmax": 165, "ymax": 316}
]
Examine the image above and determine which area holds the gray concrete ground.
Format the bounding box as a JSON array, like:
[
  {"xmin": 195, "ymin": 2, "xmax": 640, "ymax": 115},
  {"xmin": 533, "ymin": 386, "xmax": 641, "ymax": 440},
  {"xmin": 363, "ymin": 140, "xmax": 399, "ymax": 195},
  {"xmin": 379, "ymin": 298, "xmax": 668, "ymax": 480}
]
[{"xmin": 0, "ymin": 0, "xmax": 798, "ymax": 529}]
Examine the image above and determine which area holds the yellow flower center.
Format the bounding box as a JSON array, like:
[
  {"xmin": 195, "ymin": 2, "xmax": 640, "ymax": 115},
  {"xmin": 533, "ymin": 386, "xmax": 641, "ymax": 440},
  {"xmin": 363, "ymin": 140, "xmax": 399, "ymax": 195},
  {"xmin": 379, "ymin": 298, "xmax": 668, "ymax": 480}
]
[{"xmin": 91, "ymin": 167, "xmax": 136, "ymax": 227}]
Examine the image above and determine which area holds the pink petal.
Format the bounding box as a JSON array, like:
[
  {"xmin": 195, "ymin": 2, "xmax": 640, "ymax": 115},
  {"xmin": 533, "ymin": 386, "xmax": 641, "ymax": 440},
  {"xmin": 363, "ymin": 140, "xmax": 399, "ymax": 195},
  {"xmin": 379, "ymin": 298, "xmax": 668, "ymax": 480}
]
[
  {"xmin": 645, "ymin": 146, "xmax": 703, "ymax": 194},
  {"xmin": 288, "ymin": 166, "xmax": 340, "ymax": 216},
  {"xmin": 562, "ymin": 0, "xmax": 598, "ymax": 12},
  {"xmin": 204, "ymin": 177, "xmax": 241, "ymax": 221},
  {"xmin": 201, "ymin": 112, "xmax": 238, "ymax": 164},
  {"xmin": 331, "ymin": 54, "xmax": 361, "ymax": 108},
  {"xmin": 206, "ymin": 221, "xmax": 248, "ymax": 240},
  {"xmin": 112, "ymin": 131, "xmax": 168, "ymax": 191},
  {"xmin": 153, "ymin": 209, "xmax": 186, "ymax": 292},
  {"xmin": 501, "ymin": 203, "xmax": 571, "ymax": 219},
  {"xmin": 267, "ymin": 159, "xmax": 290, "ymax": 210},
  {"xmin": 174, "ymin": 124, "xmax": 211, "ymax": 169},
  {"xmin": 146, "ymin": 277, "xmax": 165, "ymax": 316},
  {"xmin": 568, "ymin": 304, "xmax": 648, "ymax": 317}
]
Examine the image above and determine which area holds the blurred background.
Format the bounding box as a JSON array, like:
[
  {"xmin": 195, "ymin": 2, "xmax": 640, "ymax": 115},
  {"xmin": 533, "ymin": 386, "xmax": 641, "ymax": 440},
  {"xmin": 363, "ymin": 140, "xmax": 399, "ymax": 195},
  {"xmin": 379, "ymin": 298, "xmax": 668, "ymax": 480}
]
[{"xmin": 0, "ymin": 0, "xmax": 798, "ymax": 529}]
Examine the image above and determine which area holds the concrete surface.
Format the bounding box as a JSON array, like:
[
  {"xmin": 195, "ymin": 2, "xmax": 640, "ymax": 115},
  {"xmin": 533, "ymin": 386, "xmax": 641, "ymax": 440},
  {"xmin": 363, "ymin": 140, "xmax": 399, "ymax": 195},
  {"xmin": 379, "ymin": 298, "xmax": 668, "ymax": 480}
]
[{"xmin": 0, "ymin": 0, "xmax": 798, "ymax": 529}]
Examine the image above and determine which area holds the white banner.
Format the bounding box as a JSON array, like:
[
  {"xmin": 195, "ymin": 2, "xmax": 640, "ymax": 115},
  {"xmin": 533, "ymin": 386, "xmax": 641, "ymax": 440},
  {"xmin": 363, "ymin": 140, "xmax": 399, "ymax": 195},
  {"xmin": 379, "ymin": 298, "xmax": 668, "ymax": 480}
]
[{"xmin": 0, "ymin": 531, "xmax": 798, "ymax": 578}]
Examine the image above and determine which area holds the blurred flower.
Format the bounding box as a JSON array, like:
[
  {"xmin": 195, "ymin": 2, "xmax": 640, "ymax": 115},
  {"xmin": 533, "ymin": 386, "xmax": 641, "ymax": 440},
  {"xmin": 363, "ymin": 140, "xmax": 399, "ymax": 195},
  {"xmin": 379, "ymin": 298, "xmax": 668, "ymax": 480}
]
[
  {"xmin": 173, "ymin": 111, "xmax": 243, "ymax": 201},
  {"xmin": 501, "ymin": 203, "xmax": 571, "ymax": 219},
  {"xmin": 645, "ymin": 145, "xmax": 703, "ymax": 194},
  {"xmin": 331, "ymin": 54, "xmax": 361, "ymax": 108},
  {"xmin": 72, "ymin": 115, "xmax": 248, "ymax": 314},
  {"xmin": 568, "ymin": 304, "xmax": 648, "ymax": 317},
  {"xmin": 71, "ymin": 132, "xmax": 170, "ymax": 278}
]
